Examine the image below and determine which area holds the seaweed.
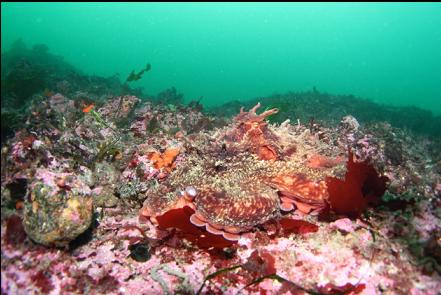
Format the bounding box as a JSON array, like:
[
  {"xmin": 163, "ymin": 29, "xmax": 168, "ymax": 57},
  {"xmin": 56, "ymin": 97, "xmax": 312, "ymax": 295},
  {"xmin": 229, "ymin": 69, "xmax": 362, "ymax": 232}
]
[
  {"xmin": 1, "ymin": 110, "xmax": 24, "ymax": 141},
  {"xmin": 156, "ymin": 87, "xmax": 184, "ymax": 106},
  {"xmin": 147, "ymin": 116, "xmax": 161, "ymax": 133},
  {"xmin": 196, "ymin": 265, "xmax": 241, "ymax": 295},
  {"xmin": 94, "ymin": 138, "xmax": 122, "ymax": 163}
]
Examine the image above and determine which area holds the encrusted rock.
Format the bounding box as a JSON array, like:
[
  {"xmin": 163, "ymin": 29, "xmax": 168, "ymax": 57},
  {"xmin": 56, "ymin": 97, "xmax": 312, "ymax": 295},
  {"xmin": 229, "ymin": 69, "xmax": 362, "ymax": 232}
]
[{"xmin": 23, "ymin": 168, "xmax": 94, "ymax": 247}]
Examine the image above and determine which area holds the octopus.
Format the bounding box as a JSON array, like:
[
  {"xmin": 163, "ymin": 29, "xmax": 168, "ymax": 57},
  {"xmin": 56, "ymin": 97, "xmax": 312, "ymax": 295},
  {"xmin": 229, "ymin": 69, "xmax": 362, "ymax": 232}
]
[
  {"xmin": 270, "ymin": 174, "xmax": 328, "ymax": 214},
  {"xmin": 223, "ymin": 102, "xmax": 280, "ymax": 161},
  {"xmin": 141, "ymin": 152, "xmax": 281, "ymax": 241},
  {"xmin": 139, "ymin": 103, "xmax": 347, "ymax": 243},
  {"xmin": 187, "ymin": 172, "xmax": 280, "ymax": 241}
]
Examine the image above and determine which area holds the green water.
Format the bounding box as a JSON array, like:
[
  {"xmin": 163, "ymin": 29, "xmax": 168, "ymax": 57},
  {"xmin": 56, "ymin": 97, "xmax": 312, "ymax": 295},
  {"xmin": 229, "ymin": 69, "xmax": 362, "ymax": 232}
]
[{"xmin": 2, "ymin": 2, "xmax": 441, "ymax": 113}]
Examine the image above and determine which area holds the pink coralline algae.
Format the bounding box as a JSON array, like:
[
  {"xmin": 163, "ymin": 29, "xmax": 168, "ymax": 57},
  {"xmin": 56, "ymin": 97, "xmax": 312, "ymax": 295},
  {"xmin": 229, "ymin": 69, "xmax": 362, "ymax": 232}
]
[{"xmin": 329, "ymin": 218, "xmax": 358, "ymax": 234}]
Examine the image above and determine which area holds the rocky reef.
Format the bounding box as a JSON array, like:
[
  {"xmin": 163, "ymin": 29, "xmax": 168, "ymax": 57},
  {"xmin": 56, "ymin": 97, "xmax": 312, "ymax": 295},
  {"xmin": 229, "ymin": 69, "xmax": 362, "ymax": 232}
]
[
  {"xmin": 211, "ymin": 90, "xmax": 441, "ymax": 138},
  {"xmin": 1, "ymin": 43, "xmax": 440, "ymax": 294}
]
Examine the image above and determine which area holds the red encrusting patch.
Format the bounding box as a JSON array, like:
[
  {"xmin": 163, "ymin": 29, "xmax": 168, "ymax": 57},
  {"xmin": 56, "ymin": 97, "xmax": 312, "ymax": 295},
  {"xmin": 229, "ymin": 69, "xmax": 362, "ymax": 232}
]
[
  {"xmin": 278, "ymin": 218, "xmax": 319, "ymax": 235},
  {"xmin": 326, "ymin": 151, "xmax": 388, "ymax": 218},
  {"xmin": 316, "ymin": 282, "xmax": 366, "ymax": 295},
  {"xmin": 242, "ymin": 250, "xmax": 277, "ymax": 278},
  {"xmin": 22, "ymin": 135, "xmax": 37, "ymax": 149},
  {"xmin": 156, "ymin": 206, "xmax": 236, "ymax": 249},
  {"xmin": 31, "ymin": 270, "xmax": 54, "ymax": 294},
  {"xmin": 5, "ymin": 214, "xmax": 27, "ymax": 245}
]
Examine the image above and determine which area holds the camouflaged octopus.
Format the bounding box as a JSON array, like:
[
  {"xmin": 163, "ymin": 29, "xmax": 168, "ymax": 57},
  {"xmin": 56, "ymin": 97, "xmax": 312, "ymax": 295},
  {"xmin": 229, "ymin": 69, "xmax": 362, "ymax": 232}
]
[
  {"xmin": 140, "ymin": 103, "xmax": 346, "ymax": 241},
  {"xmin": 184, "ymin": 155, "xmax": 281, "ymax": 241}
]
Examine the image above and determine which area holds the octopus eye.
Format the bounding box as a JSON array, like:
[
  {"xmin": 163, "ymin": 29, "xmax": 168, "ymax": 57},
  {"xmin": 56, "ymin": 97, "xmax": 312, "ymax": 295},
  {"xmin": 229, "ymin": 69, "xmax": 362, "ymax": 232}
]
[{"xmin": 185, "ymin": 186, "xmax": 197, "ymax": 199}]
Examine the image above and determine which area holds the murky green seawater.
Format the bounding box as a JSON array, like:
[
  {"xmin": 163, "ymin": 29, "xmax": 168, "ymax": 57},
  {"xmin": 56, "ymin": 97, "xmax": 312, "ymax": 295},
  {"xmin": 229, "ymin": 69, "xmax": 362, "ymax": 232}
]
[{"xmin": 2, "ymin": 2, "xmax": 441, "ymax": 113}]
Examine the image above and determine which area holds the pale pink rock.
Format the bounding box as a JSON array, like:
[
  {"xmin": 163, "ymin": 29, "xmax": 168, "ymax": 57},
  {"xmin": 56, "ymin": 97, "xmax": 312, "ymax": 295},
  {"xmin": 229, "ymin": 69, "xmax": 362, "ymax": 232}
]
[{"xmin": 330, "ymin": 218, "xmax": 358, "ymax": 233}]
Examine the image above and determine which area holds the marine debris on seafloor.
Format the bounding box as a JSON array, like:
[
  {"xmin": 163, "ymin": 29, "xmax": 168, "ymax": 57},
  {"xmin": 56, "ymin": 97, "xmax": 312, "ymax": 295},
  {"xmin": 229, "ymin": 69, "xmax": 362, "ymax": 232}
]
[{"xmin": 1, "ymin": 45, "xmax": 441, "ymax": 294}]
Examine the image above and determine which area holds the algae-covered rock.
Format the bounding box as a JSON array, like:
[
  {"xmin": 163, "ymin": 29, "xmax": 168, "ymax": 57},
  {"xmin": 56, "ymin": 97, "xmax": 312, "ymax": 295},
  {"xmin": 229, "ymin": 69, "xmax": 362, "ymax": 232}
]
[
  {"xmin": 93, "ymin": 186, "xmax": 119, "ymax": 208},
  {"xmin": 91, "ymin": 162, "xmax": 120, "ymax": 208},
  {"xmin": 23, "ymin": 168, "xmax": 93, "ymax": 247}
]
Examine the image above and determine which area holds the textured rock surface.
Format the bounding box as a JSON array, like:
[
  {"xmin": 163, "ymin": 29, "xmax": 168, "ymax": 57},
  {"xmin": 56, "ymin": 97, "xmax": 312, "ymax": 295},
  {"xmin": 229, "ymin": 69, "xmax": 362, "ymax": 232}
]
[{"xmin": 23, "ymin": 168, "xmax": 93, "ymax": 247}]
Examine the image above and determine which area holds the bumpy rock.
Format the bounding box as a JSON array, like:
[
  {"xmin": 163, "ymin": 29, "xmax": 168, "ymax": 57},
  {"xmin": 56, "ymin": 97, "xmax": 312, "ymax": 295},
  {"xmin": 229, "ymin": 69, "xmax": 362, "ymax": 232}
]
[
  {"xmin": 91, "ymin": 162, "xmax": 120, "ymax": 208},
  {"xmin": 23, "ymin": 168, "xmax": 93, "ymax": 247}
]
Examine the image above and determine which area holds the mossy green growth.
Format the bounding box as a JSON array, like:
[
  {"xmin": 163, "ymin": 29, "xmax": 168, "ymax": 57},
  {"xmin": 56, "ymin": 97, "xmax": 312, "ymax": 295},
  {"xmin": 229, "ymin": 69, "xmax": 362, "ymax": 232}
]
[
  {"xmin": 147, "ymin": 117, "xmax": 160, "ymax": 133},
  {"xmin": 381, "ymin": 192, "xmax": 422, "ymax": 204},
  {"xmin": 1, "ymin": 110, "xmax": 22, "ymax": 141},
  {"xmin": 167, "ymin": 104, "xmax": 177, "ymax": 112},
  {"xmin": 168, "ymin": 127, "xmax": 180, "ymax": 136},
  {"xmin": 89, "ymin": 109, "xmax": 108, "ymax": 128},
  {"xmin": 95, "ymin": 138, "xmax": 121, "ymax": 163}
]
